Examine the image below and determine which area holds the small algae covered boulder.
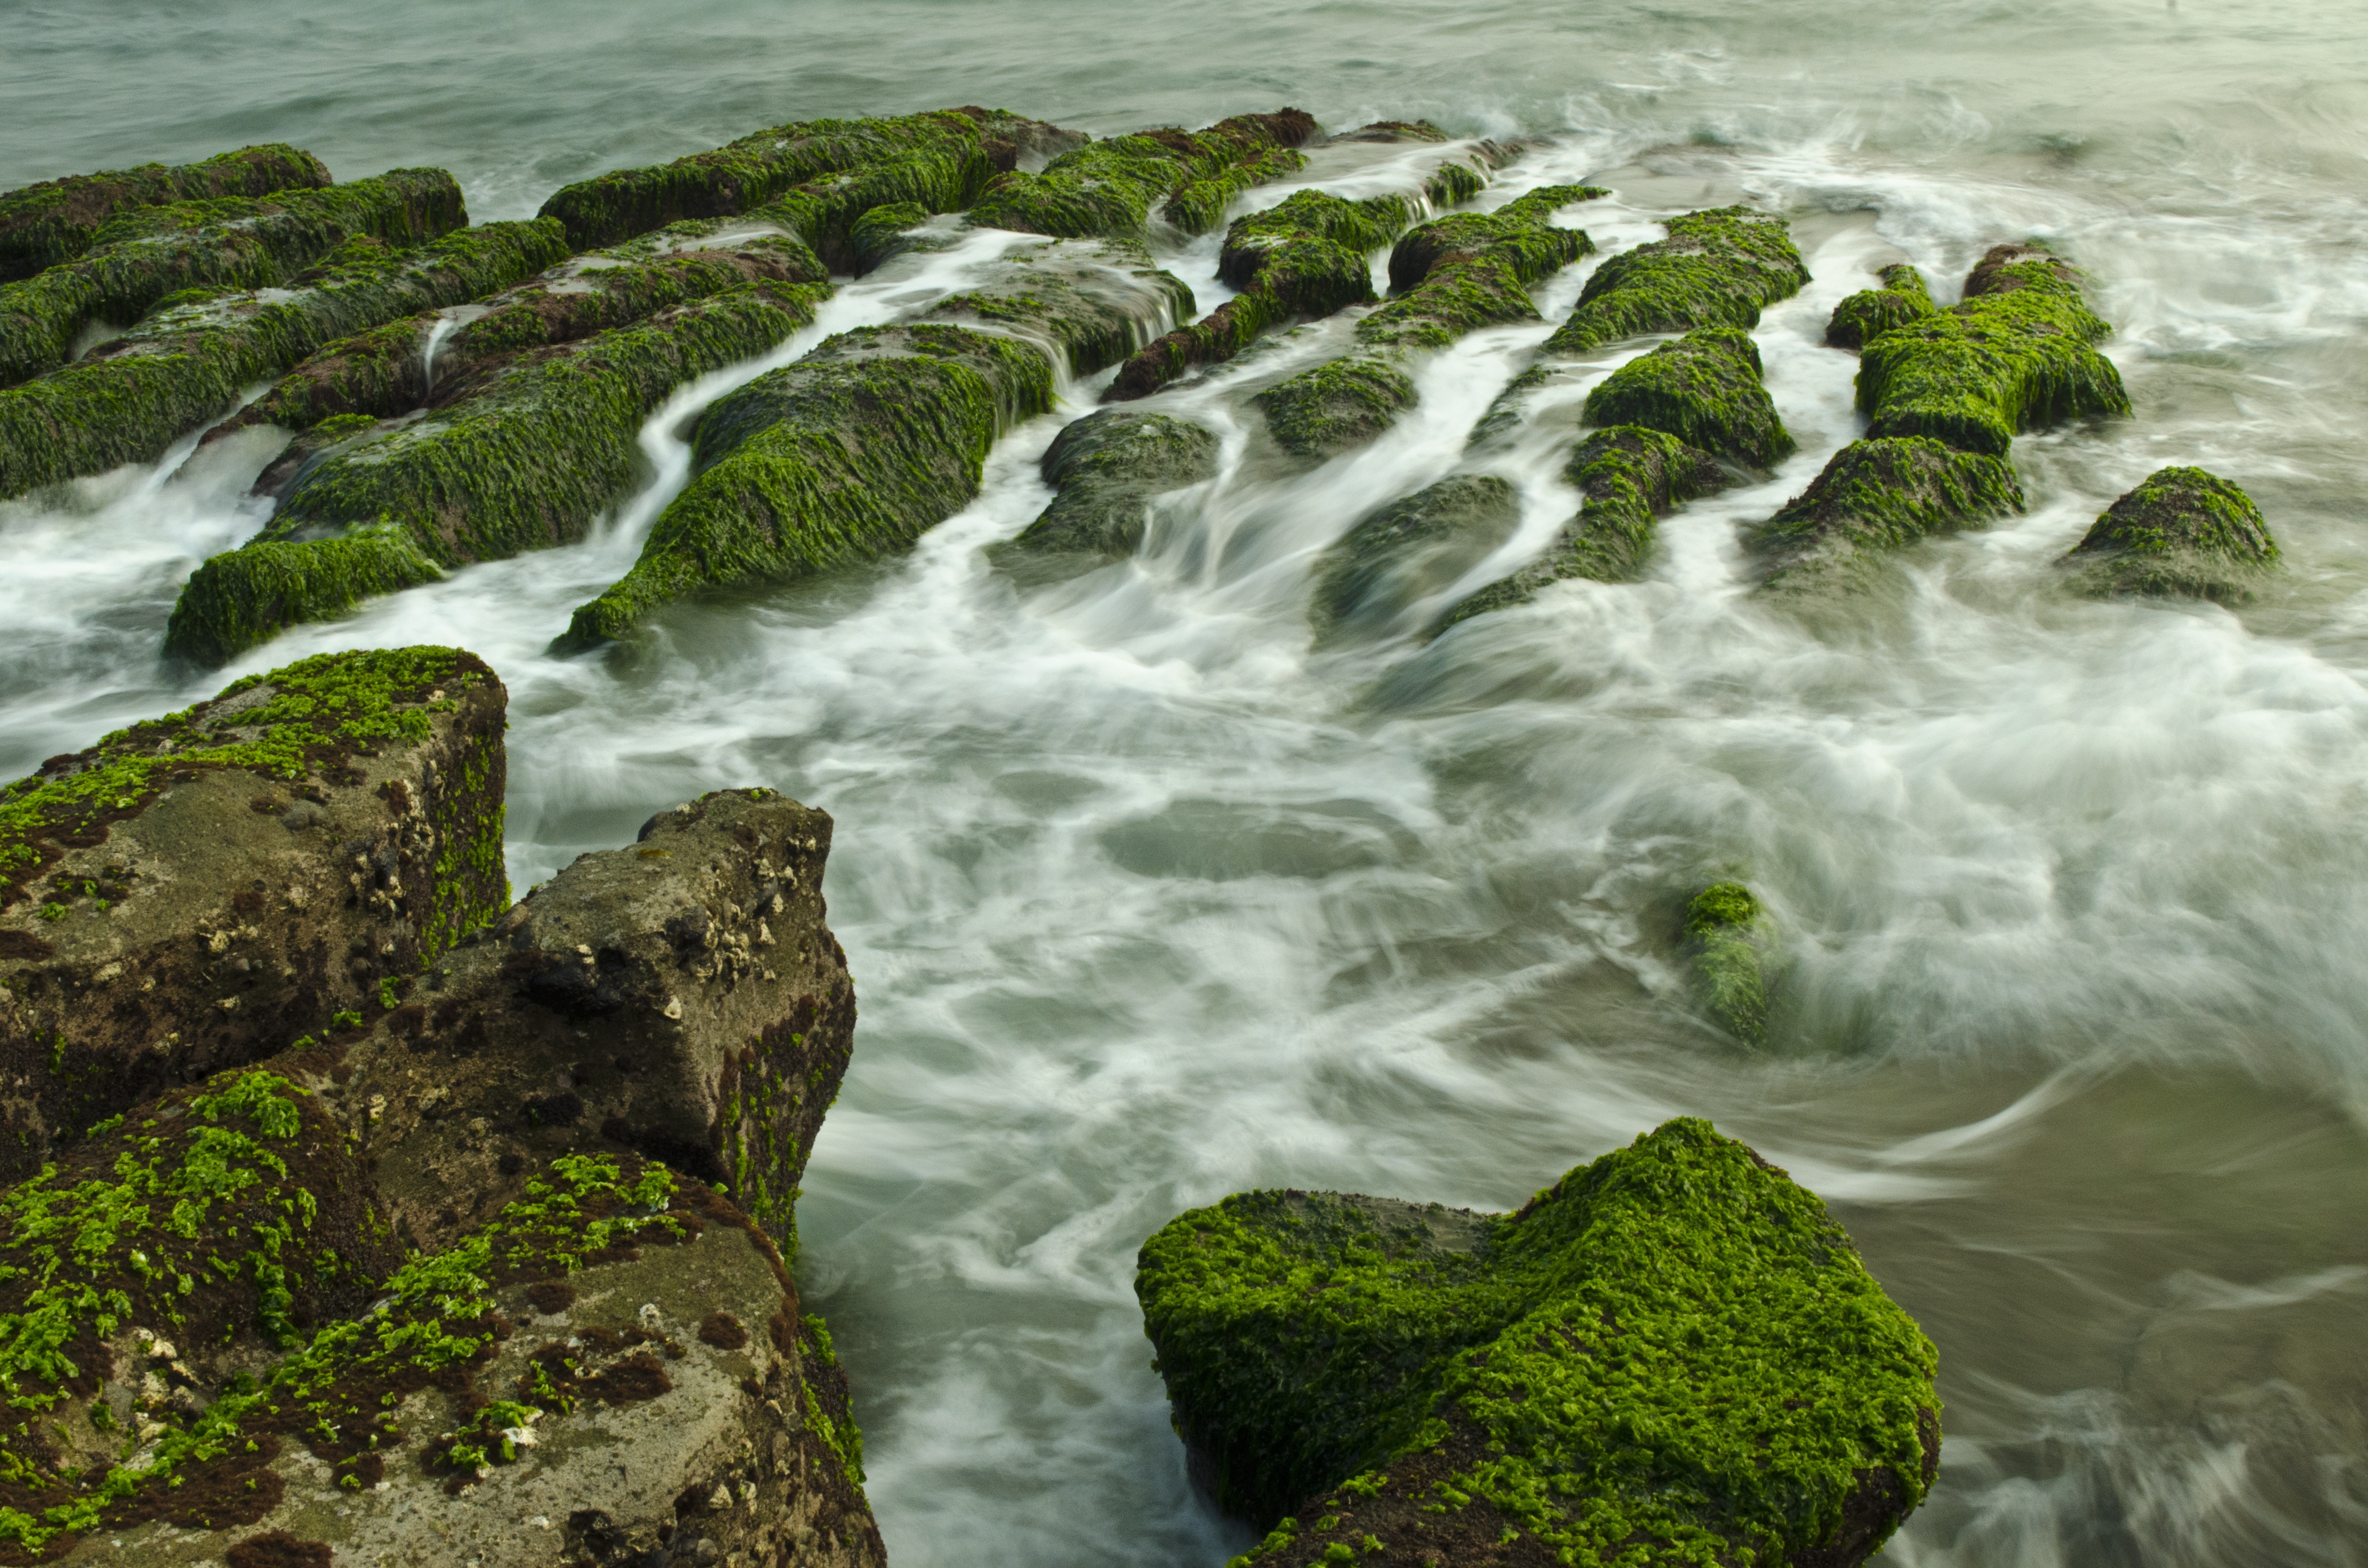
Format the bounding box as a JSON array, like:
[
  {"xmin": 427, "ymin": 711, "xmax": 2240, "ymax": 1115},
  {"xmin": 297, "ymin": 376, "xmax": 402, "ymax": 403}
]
[
  {"xmin": 1855, "ymin": 242, "xmax": 2127, "ymax": 457},
  {"xmin": 1751, "ymin": 437, "xmax": 2024, "ymax": 589},
  {"xmin": 1311, "ymin": 475, "xmax": 1521, "ymax": 642},
  {"xmin": 1682, "ymin": 881, "xmax": 1773, "ymax": 1044},
  {"xmin": 1581, "ymin": 324, "xmax": 1793, "ymax": 468},
  {"xmin": 1254, "ymin": 357, "xmax": 1420, "ymax": 458},
  {"xmin": 0, "ymin": 647, "xmax": 507, "ymax": 1182},
  {"xmin": 2060, "ymin": 466, "xmax": 2279, "ymax": 603},
  {"xmin": 1135, "ymin": 1118, "xmax": 1941, "ymax": 1566},
  {"xmin": 968, "ymin": 110, "xmax": 1316, "ymax": 239},
  {"xmin": 1825, "ymin": 262, "xmax": 1935, "ymax": 351},
  {"xmin": 0, "ymin": 143, "xmax": 332, "ymax": 282},
  {"xmin": 931, "ymin": 234, "xmax": 1196, "ymax": 379},
  {"xmin": 1436, "ymin": 426, "xmax": 1726, "ymax": 626},
  {"xmin": 991, "ymin": 410, "xmax": 1222, "ymax": 580},
  {"xmin": 1548, "ymin": 206, "xmax": 1810, "ymax": 354}
]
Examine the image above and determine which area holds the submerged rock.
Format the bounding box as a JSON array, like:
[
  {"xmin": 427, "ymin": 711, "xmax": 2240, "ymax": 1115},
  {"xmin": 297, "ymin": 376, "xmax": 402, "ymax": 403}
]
[
  {"xmin": 1682, "ymin": 880, "xmax": 1773, "ymax": 1043},
  {"xmin": 1581, "ymin": 323, "xmax": 1793, "ymax": 468},
  {"xmin": 968, "ymin": 110, "xmax": 1316, "ymax": 239},
  {"xmin": 1311, "ymin": 474, "xmax": 1521, "ymax": 640},
  {"xmin": 1751, "ymin": 436, "xmax": 2025, "ymax": 589},
  {"xmin": 1547, "ymin": 205, "xmax": 1810, "ymax": 354},
  {"xmin": 991, "ymin": 410, "xmax": 1222, "ymax": 579},
  {"xmin": 0, "ymin": 647, "xmax": 508, "ymax": 1181},
  {"xmin": 1135, "ymin": 1117, "xmax": 1941, "ymax": 1566},
  {"xmin": 1253, "ymin": 356, "xmax": 1421, "ymax": 458},
  {"xmin": 2060, "ymin": 466, "xmax": 2279, "ymax": 603},
  {"xmin": 1825, "ymin": 261, "xmax": 1935, "ymax": 351},
  {"xmin": 0, "ymin": 143, "xmax": 332, "ymax": 283}
]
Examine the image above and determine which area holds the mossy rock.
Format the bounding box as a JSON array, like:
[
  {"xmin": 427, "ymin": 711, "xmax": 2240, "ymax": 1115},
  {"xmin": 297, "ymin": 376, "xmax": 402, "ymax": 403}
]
[
  {"xmin": 991, "ymin": 410, "xmax": 1221, "ymax": 579},
  {"xmin": 1825, "ymin": 262, "xmax": 1935, "ymax": 351},
  {"xmin": 1136, "ymin": 1117, "xmax": 1941, "ymax": 1565},
  {"xmin": 0, "ymin": 218, "xmax": 567, "ymax": 502},
  {"xmin": 1218, "ymin": 191, "xmax": 1417, "ymax": 290},
  {"xmin": 1357, "ymin": 186, "xmax": 1597, "ymax": 354},
  {"xmin": 1751, "ymin": 436, "xmax": 2024, "ymax": 589},
  {"xmin": 849, "ymin": 200, "xmax": 931, "ymax": 274},
  {"xmin": 1683, "ymin": 881, "xmax": 1772, "ymax": 1043},
  {"xmin": 1582, "ymin": 324, "xmax": 1793, "ymax": 468},
  {"xmin": 1435, "ymin": 426, "xmax": 1726, "ymax": 627},
  {"xmin": 931, "ymin": 234, "xmax": 1196, "ymax": 378},
  {"xmin": 969, "ymin": 110, "xmax": 1314, "ymax": 240},
  {"xmin": 748, "ymin": 145, "xmax": 996, "ymax": 271},
  {"xmin": 2060, "ymin": 466, "xmax": 2278, "ymax": 603},
  {"xmin": 1548, "ymin": 206, "xmax": 1810, "ymax": 354},
  {"xmin": 1323, "ymin": 120, "xmax": 1452, "ymax": 146},
  {"xmin": 1311, "ymin": 474, "xmax": 1521, "ymax": 642},
  {"xmin": 0, "ymin": 144, "xmax": 332, "ymax": 284},
  {"xmin": 1254, "ymin": 356, "xmax": 1419, "ymax": 457}
]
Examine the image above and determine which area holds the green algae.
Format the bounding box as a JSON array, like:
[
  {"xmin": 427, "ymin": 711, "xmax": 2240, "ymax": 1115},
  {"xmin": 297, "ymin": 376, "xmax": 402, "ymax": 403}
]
[
  {"xmin": 1548, "ymin": 206, "xmax": 1811, "ymax": 354},
  {"xmin": 1166, "ymin": 146, "xmax": 1314, "ymax": 236},
  {"xmin": 0, "ymin": 168, "xmax": 465, "ymax": 390},
  {"xmin": 930, "ymin": 235, "xmax": 1196, "ymax": 378},
  {"xmin": 968, "ymin": 110, "xmax": 1316, "ymax": 239},
  {"xmin": 1254, "ymin": 357, "xmax": 1419, "ymax": 457},
  {"xmin": 563, "ymin": 323, "xmax": 1052, "ymax": 645},
  {"xmin": 993, "ymin": 410, "xmax": 1222, "ymax": 571},
  {"xmin": 1683, "ymin": 882, "xmax": 1772, "ymax": 1043},
  {"xmin": 1751, "ymin": 436, "xmax": 2025, "ymax": 589},
  {"xmin": 1219, "ymin": 193, "xmax": 1418, "ymax": 291},
  {"xmin": 850, "ymin": 201, "xmax": 931, "ymax": 274},
  {"xmin": 748, "ymin": 147, "xmax": 994, "ymax": 271},
  {"xmin": 1436, "ymin": 427, "xmax": 1727, "ymax": 627},
  {"xmin": 1825, "ymin": 262, "xmax": 1934, "ymax": 351},
  {"xmin": 2060, "ymin": 465, "xmax": 2279, "ymax": 603},
  {"xmin": 165, "ymin": 278, "xmax": 829, "ymax": 664},
  {"xmin": 0, "ymin": 145, "xmax": 332, "ymax": 284},
  {"xmin": 1582, "ymin": 324, "xmax": 1793, "ymax": 467},
  {"xmin": 1311, "ymin": 475, "xmax": 1520, "ymax": 642},
  {"xmin": 0, "ymin": 218, "xmax": 567, "ymax": 501},
  {"xmin": 1136, "ymin": 1117, "xmax": 1939, "ymax": 1566}
]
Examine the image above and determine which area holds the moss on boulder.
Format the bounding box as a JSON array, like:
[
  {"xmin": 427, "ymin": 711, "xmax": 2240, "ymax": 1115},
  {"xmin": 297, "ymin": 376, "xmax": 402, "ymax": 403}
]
[
  {"xmin": 1253, "ymin": 357, "xmax": 1419, "ymax": 457},
  {"xmin": 990, "ymin": 410, "xmax": 1221, "ymax": 579},
  {"xmin": 1683, "ymin": 882, "xmax": 1772, "ymax": 1043},
  {"xmin": 1135, "ymin": 1117, "xmax": 1941, "ymax": 1565},
  {"xmin": 1311, "ymin": 475, "xmax": 1522, "ymax": 642},
  {"xmin": 1751, "ymin": 437, "xmax": 2025, "ymax": 589},
  {"xmin": 0, "ymin": 144, "xmax": 333, "ymax": 283},
  {"xmin": 0, "ymin": 168, "xmax": 465, "ymax": 389},
  {"xmin": 2060, "ymin": 466, "xmax": 2279, "ymax": 603},
  {"xmin": 1824, "ymin": 262, "xmax": 1934, "ymax": 351},
  {"xmin": 1547, "ymin": 206, "xmax": 1810, "ymax": 355},
  {"xmin": 747, "ymin": 147, "xmax": 996, "ymax": 273},
  {"xmin": 0, "ymin": 218, "xmax": 568, "ymax": 501},
  {"xmin": 1436, "ymin": 426, "xmax": 1726, "ymax": 626},
  {"xmin": 967, "ymin": 110, "xmax": 1316, "ymax": 239},
  {"xmin": 1582, "ymin": 324, "xmax": 1792, "ymax": 468},
  {"xmin": 930, "ymin": 235, "xmax": 1195, "ymax": 378}
]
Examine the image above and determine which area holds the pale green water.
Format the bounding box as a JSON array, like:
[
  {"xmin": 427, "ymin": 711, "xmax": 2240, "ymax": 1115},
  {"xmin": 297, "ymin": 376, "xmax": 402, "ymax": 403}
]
[{"xmin": 5, "ymin": 2, "xmax": 2368, "ymax": 1563}]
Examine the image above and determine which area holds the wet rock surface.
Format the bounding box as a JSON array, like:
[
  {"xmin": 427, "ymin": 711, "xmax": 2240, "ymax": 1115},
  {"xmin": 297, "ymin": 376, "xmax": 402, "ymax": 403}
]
[
  {"xmin": 2061, "ymin": 465, "xmax": 2279, "ymax": 603},
  {"xmin": 992, "ymin": 409, "xmax": 1222, "ymax": 579}
]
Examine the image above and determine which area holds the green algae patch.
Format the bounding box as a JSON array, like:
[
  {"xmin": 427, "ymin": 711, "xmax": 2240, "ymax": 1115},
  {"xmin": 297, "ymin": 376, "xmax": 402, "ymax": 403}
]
[
  {"xmin": 1548, "ymin": 206, "xmax": 1811, "ymax": 354},
  {"xmin": 747, "ymin": 147, "xmax": 995, "ymax": 272},
  {"xmin": 1254, "ymin": 357, "xmax": 1419, "ymax": 458},
  {"xmin": 1136, "ymin": 1118, "xmax": 1940, "ymax": 1566},
  {"xmin": 0, "ymin": 145, "xmax": 333, "ymax": 284},
  {"xmin": 992, "ymin": 410, "xmax": 1221, "ymax": 576},
  {"xmin": 0, "ymin": 168, "xmax": 465, "ymax": 390},
  {"xmin": 1583, "ymin": 324, "xmax": 1792, "ymax": 468},
  {"xmin": 564, "ymin": 324, "xmax": 1053, "ymax": 645},
  {"xmin": 1683, "ymin": 882, "xmax": 1773, "ymax": 1043},
  {"xmin": 0, "ymin": 218, "xmax": 567, "ymax": 501},
  {"xmin": 1311, "ymin": 475, "xmax": 1520, "ymax": 642},
  {"xmin": 167, "ymin": 278, "xmax": 830, "ymax": 664},
  {"xmin": 1854, "ymin": 247, "xmax": 2125, "ymax": 456},
  {"xmin": 850, "ymin": 201, "xmax": 932, "ymax": 274},
  {"xmin": 1752, "ymin": 437, "xmax": 2025, "ymax": 590},
  {"xmin": 969, "ymin": 110, "xmax": 1316, "ymax": 239},
  {"xmin": 1825, "ymin": 262, "xmax": 1934, "ymax": 351},
  {"xmin": 1436, "ymin": 426, "xmax": 1726, "ymax": 628},
  {"xmin": 931, "ymin": 235, "xmax": 1196, "ymax": 378},
  {"xmin": 2061, "ymin": 465, "xmax": 2279, "ymax": 604}
]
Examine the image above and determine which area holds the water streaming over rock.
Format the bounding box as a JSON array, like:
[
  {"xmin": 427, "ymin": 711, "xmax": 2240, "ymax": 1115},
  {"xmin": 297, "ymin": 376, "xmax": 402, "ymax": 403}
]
[{"xmin": 6, "ymin": 3, "xmax": 2368, "ymax": 1562}]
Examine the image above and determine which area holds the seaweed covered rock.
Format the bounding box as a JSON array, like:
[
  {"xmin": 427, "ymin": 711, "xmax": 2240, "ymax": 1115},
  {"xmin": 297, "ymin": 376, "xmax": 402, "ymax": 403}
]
[
  {"xmin": 1107, "ymin": 190, "xmax": 1416, "ymax": 402},
  {"xmin": 1855, "ymin": 244, "xmax": 2127, "ymax": 456},
  {"xmin": 1311, "ymin": 475, "xmax": 1521, "ymax": 641},
  {"xmin": 931, "ymin": 235, "xmax": 1195, "ymax": 377},
  {"xmin": 1436, "ymin": 426, "xmax": 1726, "ymax": 626},
  {"xmin": 748, "ymin": 148, "xmax": 996, "ymax": 273},
  {"xmin": 0, "ymin": 648, "xmax": 507, "ymax": 1183},
  {"xmin": 990, "ymin": 410, "xmax": 1221, "ymax": 580},
  {"xmin": 1581, "ymin": 324, "xmax": 1792, "ymax": 468},
  {"xmin": 1825, "ymin": 262, "xmax": 1934, "ymax": 351},
  {"xmin": 166, "ymin": 275, "xmax": 832, "ymax": 665},
  {"xmin": 969, "ymin": 110, "xmax": 1316, "ymax": 239},
  {"xmin": 0, "ymin": 144, "xmax": 332, "ymax": 282},
  {"xmin": 0, "ymin": 168, "xmax": 465, "ymax": 389},
  {"xmin": 2060, "ymin": 466, "xmax": 2279, "ymax": 603},
  {"xmin": 0, "ymin": 218, "xmax": 568, "ymax": 501},
  {"xmin": 1254, "ymin": 357, "xmax": 1420, "ymax": 457},
  {"xmin": 1682, "ymin": 881, "xmax": 1773, "ymax": 1043},
  {"xmin": 539, "ymin": 106, "xmax": 1075, "ymax": 250},
  {"xmin": 1751, "ymin": 437, "xmax": 2024, "ymax": 589},
  {"xmin": 564, "ymin": 323, "xmax": 1053, "ymax": 645},
  {"xmin": 1135, "ymin": 1118, "xmax": 1940, "ymax": 1567},
  {"xmin": 1547, "ymin": 206, "xmax": 1810, "ymax": 354}
]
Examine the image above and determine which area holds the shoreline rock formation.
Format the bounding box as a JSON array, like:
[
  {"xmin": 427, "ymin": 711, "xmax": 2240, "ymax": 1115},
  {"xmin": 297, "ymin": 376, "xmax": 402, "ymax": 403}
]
[
  {"xmin": 989, "ymin": 409, "xmax": 1223, "ymax": 581},
  {"xmin": 2060, "ymin": 465, "xmax": 2279, "ymax": 602},
  {"xmin": 1136, "ymin": 1118, "xmax": 1940, "ymax": 1567},
  {"xmin": 0, "ymin": 144, "xmax": 333, "ymax": 283}
]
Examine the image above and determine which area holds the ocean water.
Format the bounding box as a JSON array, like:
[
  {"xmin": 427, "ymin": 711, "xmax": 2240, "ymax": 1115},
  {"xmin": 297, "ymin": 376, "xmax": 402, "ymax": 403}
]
[{"xmin": 5, "ymin": 2, "xmax": 2368, "ymax": 1562}]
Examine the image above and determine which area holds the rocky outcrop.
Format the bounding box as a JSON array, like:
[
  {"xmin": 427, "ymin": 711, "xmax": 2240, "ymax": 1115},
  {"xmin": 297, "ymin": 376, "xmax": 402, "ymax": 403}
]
[
  {"xmin": 0, "ymin": 218, "xmax": 567, "ymax": 501},
  {"xmin": 1751, "ymin": 437, "xmax": 2025, "ymax": 589},
  {"xmin": 989, "ymin": 410, "xmax": 1222, "ymax": 580},
  {"xmin": 1135, "ymin": 1118, "xmax": 1940, "ymax": 1568},
  {"xmin": 0, "ymin": 647, "xmax": 508, "ymax": 1182},
  {"xmin": 1682, "ymin": 881, "xmax": 1773, "ymax": 1043},
  {"xmin": 1580, "ymin": 324, "xmax": 1792, "ymax": 467},
  {"xmin": 2060, "ymin": 466, "xmax": 2279, "ymax": 603},
  {"xmin": 1825, "ymin": 261, "xmax": 1934, "ymax": 350},
  {"xmin": 0, "ymin": 168, "xmax": 464, "ymax": 389},
  {"xmin": 1547, "ymin": 205, "xmax": 1810, "ymax": 354},
  {"xmin": 968, "ymin": 110, "xmax": 1316, "ymax": 238},
  {"xmin": 0, "ymin": 144, "xmax": 333, "ymax": 283},
  {"xmin": 1311, "ymin": 475, "xmax": 1521, "ymax": 640}
]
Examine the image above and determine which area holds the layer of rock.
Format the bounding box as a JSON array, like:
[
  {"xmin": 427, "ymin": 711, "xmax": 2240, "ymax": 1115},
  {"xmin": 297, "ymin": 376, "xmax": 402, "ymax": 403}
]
[
  {"xmin": 1548, "ymin": 205, "xmax": 1810, "ymax": 354},
  {"xmin": 2060, "ymin": 465, "xmax": 2279, "ymax": 603},
  {"xmin": 1751, "ymin": 436, "xmax": 2025, "ymax": 589},
  {"xmin": 0, "ymin": 144, "xmax": 332, "ymax": 283},
  {"xmin": 1580, "ymin": 323, "xmax": 1792, "ymax": 468},
  {"xmin": 1311, "ymin": 474, "xmax": 1521, "ymax": 641},
  {"xmin": 1825, "ymin": 261, "xmax": 1934, "ymax": 351},
  {"xmin": 990, "ymin": 410, "xmax": 1222, "ymax": 580}
]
